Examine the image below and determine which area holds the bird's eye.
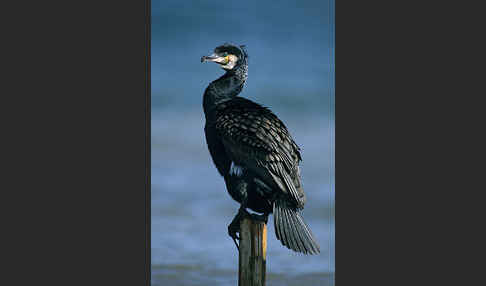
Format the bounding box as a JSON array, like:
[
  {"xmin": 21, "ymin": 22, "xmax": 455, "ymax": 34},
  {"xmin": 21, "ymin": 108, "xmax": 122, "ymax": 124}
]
[{"xmin": 222, "ymin": 52, "xmax": 228, "ymax": 57}]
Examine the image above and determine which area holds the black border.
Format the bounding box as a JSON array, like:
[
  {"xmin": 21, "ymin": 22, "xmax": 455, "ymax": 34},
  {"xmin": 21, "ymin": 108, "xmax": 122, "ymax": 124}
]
[
  {"xmin": 337, "ymin": 1, "xmax": 484, "ymax": 285},
  {"xmin": 3, "ymin": 1, "xmax": 151, "ymax": 285}
]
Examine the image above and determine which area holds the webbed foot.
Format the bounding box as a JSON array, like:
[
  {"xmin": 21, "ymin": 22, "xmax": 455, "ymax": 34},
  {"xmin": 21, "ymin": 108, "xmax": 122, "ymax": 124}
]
[
  {"xmin": 227, "ymin": 207, "xmax": 251, "ymax": 250},
  {"xmin": 227, "ymin": 208, "xmax": 269, "ymax": 250},
  {"xmin": 228, "ymin": 220, "xmax": 240, "ymax": 250}
]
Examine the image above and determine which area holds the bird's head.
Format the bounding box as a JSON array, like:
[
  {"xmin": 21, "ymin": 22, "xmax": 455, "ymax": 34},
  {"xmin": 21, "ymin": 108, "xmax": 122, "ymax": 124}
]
[{"xmin": 201, "ymin": 43, "xmax": 248, "ymax": 71}]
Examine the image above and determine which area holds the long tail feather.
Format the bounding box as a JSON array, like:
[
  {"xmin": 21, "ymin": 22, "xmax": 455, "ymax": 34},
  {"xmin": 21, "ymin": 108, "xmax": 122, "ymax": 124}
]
[{"xmin": 273, "ymin": 198, "xmax": 320, "ymax": 255}]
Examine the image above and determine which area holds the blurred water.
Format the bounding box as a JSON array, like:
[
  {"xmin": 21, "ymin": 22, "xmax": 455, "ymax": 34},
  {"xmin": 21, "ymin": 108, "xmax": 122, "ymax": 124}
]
[
  {"xmin": 152, "ymin": 0, "xmax": 334, "ymax": 285},
  {"xmin": 152, "ymin": 0, "xmax": 334, "ymax": 111}
]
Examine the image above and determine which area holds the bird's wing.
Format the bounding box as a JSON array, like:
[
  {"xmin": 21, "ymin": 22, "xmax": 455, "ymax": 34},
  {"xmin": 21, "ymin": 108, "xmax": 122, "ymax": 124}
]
[{"xmin": 214, "ymin": 97, "xmax": 305, "ymax": 207}]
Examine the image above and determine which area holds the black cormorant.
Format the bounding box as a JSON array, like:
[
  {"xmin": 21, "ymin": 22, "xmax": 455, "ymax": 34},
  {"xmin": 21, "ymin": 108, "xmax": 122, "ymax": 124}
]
[{"xmin": 201, "ymin": 43, "xmax": 320, "ymax": 255}]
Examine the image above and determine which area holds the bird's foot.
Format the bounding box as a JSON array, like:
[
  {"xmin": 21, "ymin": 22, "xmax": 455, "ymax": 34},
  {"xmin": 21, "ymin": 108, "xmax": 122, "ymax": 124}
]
[
  {"xmin": 228, "ymin": 221, "xmax": 240, "ymax": 250},
  {"xmin": 228, "ymin": 207, "xmax": 247, "ymax": 251},
  {"xmin": 227, "ymin": 208, "xmax": 269, "ymax": 251}
]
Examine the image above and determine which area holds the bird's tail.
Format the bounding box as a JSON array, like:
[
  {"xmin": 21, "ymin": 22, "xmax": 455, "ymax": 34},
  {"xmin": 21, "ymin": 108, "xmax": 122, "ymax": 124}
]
[{"xmin": 273, "ymin": 198, "xmax": 320, "ymax": 255}]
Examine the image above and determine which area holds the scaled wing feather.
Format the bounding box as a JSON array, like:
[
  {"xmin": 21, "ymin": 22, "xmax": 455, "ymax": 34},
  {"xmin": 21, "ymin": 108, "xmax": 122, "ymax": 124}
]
[{"xmin": 214, "ymin": 97, "xmax": 305, "ymax": 207}]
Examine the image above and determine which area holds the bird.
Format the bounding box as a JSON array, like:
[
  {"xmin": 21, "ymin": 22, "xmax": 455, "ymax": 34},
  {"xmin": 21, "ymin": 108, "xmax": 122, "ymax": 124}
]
[{"xmin": 201, "ymin": 43, "xmax": 320, "ymax": 255}]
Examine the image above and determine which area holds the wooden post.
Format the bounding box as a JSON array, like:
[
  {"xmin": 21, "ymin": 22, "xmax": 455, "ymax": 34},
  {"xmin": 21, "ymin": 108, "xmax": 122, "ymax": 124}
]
[{"xmin": 238, "ymin": 217, "xmax": 267, "ymax": 286}]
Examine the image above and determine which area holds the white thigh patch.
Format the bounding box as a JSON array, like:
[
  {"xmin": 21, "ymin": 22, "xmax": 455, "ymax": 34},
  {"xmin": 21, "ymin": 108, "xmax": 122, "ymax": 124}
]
[{"xmin": 229, "ymin": 161, "xmax": 244, "ymax": 177}]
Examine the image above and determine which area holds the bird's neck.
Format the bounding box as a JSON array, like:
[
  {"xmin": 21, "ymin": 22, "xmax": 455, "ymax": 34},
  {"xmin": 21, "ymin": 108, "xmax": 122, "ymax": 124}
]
[{"xmin": 203, "ymin": 65, "xmax": 248, "ymax": 118}]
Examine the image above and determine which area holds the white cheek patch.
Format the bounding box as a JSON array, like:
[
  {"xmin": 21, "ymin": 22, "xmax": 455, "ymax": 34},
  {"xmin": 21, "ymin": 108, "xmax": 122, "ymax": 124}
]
[
  {"xmin": 222, "ymin": 55, "xmax": 238, "ymax": 70},
  {"xmin": 229, "ymin": 161, "xmax": 244, "ymax": 177}
]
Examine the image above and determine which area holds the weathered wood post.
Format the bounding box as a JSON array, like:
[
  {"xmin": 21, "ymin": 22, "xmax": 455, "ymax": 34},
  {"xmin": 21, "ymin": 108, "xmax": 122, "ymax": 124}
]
[{"xmin": 238, "ymin": 217, "xmax": 267, "ymax": 286}]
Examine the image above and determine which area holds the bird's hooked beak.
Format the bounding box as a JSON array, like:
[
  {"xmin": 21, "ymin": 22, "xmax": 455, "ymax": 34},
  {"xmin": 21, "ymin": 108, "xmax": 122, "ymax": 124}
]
[{"xmin": 201, "ymin": 53, "xmax": 228, "ymax": 64}]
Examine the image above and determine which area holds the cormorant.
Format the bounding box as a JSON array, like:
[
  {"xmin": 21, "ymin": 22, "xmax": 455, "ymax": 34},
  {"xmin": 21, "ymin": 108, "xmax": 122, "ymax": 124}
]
[{"xmin": 201, "ymin": 43, "xmax": 320, "ymax": 255}]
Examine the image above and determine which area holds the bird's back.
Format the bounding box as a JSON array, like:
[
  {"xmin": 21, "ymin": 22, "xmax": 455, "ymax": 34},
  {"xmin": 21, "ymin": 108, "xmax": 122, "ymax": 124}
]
[{"xmin": 207, "ymin": 96, "xmax": 306, "ymax": 209}]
